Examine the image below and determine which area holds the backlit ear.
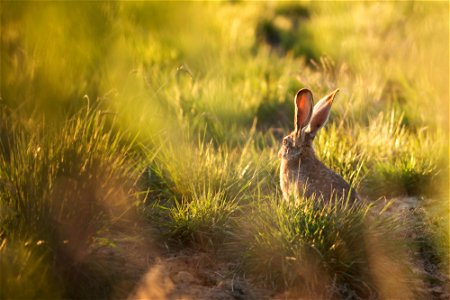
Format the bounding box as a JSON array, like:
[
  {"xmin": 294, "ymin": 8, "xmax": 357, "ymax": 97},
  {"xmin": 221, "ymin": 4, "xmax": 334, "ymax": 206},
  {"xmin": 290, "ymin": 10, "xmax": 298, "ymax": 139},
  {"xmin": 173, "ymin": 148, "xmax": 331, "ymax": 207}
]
[
  {"xmin": 294, "ymin": 88, "xmax": 313, "ymax": 133},
  {"xmin": 307, "ymin": 89, "xmax": 339, "ymax": 135}
]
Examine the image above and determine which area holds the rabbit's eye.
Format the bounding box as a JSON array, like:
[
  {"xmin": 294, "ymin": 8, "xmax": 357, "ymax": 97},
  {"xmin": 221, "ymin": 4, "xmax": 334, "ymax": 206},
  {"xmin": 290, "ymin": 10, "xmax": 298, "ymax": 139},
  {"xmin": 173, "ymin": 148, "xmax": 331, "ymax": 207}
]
[{"xmin": 282, "ymin": 138, "xmax": 288, "ymax": 146}]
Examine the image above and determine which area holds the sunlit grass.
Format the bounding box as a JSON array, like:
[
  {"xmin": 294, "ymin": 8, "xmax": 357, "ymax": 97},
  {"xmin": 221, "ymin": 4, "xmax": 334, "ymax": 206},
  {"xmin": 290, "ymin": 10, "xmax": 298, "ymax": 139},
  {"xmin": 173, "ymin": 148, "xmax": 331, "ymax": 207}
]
[
  {"xmin": 1, "ymin": 1, "xmax": 448, "ymax": 298},
  {"xmin": 158, "ymin": 190, "xmax": 239, "ymax": 250},
  {"xmin": 0, "ymin": 104, "xmax": 146, "ymax": 298},
  {"xmin": 227, "ymin": 196, "xmax": 410, "ymax": 298}
]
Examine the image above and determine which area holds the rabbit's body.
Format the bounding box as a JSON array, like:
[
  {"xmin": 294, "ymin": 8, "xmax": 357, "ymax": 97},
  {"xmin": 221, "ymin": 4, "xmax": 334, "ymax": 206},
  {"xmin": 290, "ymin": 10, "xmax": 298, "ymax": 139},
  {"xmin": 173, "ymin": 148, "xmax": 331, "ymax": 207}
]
[
  {"xmin": 279, "ymin": 134, "xmax": 358, "ymax": 202},
  {"xmin": 279, "ymin": 88, "xmax": 360, "ymax": 204}
]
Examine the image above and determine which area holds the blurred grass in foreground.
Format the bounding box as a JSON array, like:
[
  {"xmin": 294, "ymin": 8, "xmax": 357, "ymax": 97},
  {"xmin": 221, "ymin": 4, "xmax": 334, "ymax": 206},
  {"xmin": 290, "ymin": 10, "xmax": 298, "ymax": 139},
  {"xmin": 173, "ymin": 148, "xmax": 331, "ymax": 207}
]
[{"xmin": 1, "ymin": 1, "xmax": 448, "ymax": 299}]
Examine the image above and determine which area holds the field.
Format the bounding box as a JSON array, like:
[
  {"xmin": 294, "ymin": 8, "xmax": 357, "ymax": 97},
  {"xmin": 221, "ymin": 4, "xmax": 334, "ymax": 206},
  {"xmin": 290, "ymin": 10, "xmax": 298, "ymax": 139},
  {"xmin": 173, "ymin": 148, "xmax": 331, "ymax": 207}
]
[{"xmin": 1, "ymin": 2, "xmax": 449, "ymax": 299}]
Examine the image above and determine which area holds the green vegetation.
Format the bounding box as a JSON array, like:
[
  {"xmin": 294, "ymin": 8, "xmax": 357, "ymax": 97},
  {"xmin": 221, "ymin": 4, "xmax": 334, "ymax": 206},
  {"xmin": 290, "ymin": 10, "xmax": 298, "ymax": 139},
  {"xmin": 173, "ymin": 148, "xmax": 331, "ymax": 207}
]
[{"xmin": 1, "ymin": 1, "xmax": 448, "ymax": 299}]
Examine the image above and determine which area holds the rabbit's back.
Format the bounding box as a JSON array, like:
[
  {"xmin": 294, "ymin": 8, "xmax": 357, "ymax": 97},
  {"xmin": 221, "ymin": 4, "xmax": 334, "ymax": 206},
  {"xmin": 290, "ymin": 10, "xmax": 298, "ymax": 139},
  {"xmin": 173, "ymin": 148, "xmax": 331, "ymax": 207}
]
[{"xmin": 281, "ymin": 152, "xmax": 359, "ymax": 203}]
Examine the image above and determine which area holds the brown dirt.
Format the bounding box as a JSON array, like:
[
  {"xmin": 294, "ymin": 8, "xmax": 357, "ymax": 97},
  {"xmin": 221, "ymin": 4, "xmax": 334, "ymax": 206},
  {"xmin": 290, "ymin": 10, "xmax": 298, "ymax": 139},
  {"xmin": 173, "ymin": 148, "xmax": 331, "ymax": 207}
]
[{"xmin": 129, "ymin": 251, "xmax": 272, "ymax": 300}]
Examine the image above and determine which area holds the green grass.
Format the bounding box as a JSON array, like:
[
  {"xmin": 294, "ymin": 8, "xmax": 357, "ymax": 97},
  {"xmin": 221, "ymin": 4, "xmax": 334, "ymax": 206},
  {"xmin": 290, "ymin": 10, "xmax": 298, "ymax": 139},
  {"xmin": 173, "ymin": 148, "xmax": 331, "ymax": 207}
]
[
  {"xmin": 0, "ymin": 105, "xmax": 147, "ymax": 299},
  {"xmin": 159, "ymin": 190, "xmax": 239, "ymax": 250},
  {"xmin": 227, "ymin": 196, "xmax": 406, "ymax": 298},
  {"xmin": 1, "ymin": 1, "xmax": 448, "ymax": 298}
]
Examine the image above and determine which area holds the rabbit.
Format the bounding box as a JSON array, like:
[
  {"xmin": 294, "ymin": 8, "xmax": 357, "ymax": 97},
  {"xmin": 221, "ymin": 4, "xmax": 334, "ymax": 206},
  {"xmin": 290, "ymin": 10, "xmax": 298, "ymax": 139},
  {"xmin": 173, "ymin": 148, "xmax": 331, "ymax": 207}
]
[{"xmin": 278, "ymin": 88, "xmax": 360, "ymax": 204}]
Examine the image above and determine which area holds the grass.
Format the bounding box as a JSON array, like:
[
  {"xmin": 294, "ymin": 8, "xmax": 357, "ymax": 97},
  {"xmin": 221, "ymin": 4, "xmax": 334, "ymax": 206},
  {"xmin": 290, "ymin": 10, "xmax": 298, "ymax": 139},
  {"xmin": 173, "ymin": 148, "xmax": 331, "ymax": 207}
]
[
  {"xmin": 0, "ymin": 240, "xmax": 61, "ymax": 299},
  {"xmin": 0, "ymin": 105, "xmax": 148, "ymax": 298},
  {"xmin": 160, "ymin": 190, "xmax": 239, "ymax": 250},
  {"xmin": 1, "ymin": 1, "xmax": 448, "ymax": 299},
  {"xmin": 227, "ymin": 196, "xmax": 409, "ymax": 298}
]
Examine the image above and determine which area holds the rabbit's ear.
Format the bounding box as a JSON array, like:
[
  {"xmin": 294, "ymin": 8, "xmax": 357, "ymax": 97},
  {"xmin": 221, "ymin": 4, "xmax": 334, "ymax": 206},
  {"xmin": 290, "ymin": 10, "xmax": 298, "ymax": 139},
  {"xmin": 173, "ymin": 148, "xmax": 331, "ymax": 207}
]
[
  {"xmin": 294, "ymin": 88, "xmax": 313, "ymax": 133},
  {"xmin": 307, "ymin": 89, "xmax": 339, "ymax": 135}
]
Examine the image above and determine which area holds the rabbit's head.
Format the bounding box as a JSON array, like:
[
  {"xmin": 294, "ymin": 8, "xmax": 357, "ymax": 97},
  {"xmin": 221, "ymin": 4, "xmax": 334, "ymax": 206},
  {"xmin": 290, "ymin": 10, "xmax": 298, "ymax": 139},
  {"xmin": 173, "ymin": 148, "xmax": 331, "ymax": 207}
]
[{"xmin": 278, "ymin": 88, "xmax": 339, "ymax": 160}]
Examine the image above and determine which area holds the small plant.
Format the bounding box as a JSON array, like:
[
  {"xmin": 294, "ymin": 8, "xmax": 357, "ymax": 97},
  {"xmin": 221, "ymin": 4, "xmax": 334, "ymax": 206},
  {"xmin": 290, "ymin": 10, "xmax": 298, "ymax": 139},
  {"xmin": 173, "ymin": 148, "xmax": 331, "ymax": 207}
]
[{"xmin": 161, "ymin": 190, "xmax": 239, "ymax": 250}]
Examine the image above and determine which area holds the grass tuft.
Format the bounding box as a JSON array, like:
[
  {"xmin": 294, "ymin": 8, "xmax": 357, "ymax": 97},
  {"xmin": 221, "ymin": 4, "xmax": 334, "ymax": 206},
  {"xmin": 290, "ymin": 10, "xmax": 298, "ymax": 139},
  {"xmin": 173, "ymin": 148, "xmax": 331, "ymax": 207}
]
[
  {"xmin": 0, "ymin": 105, "xmax": 146, "ymax": 298},
  {"xmin": 228, "ymin": 196, "xmax": 394, "ymax": 298},
  {"xmin": 160, "ymin": 190, "xmax": 239, "ymax": 251}
]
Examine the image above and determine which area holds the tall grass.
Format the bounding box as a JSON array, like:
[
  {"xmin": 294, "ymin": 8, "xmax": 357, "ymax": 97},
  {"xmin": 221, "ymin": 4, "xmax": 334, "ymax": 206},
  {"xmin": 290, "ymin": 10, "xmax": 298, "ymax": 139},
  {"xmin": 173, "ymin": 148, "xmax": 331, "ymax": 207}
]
[
  {"xmin": 0, "ymin": 104, "xmax": 148, "ymax": 298},
  {"xmin": 1, "ymin": 1, "xmax": 448, "ymax": 298}
]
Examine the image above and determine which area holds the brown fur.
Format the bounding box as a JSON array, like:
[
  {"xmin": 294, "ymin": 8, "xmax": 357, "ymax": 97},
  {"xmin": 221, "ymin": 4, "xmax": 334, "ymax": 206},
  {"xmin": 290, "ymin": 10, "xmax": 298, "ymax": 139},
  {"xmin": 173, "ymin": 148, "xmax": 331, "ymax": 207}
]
[{"xmin": 279, "ymin": 88, "xmax": 360, "ymax": 204}]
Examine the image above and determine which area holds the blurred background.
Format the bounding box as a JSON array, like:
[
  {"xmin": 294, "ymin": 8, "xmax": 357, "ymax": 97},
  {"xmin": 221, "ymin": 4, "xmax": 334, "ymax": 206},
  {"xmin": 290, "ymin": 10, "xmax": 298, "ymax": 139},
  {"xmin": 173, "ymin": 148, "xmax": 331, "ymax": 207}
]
[
  {"xmin": 1, "ymin": 1, "xmax": 448, "ymax": 299},
  {"xmin": 2, "ymin": 2, "xmax": 448, "ymax": 127}
]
